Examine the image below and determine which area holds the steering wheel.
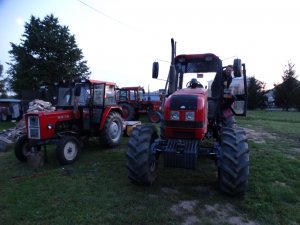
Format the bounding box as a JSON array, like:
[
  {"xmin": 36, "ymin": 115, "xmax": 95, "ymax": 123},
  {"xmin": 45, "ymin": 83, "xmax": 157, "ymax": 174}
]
[{"xmin": 186, "ymin": 80, "xmax": 203, "ymax": 88}]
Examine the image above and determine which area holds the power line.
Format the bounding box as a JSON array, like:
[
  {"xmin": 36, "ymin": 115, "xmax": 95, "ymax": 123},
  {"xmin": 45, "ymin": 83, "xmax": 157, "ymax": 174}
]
[{"xmin": 76, "ymin": 0, "xmax": 136, "ymax": 30}]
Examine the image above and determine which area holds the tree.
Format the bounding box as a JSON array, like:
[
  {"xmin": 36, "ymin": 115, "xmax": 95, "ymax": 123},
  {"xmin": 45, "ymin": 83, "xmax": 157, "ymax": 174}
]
[
  {"xmin": 0, "ymin": 62, "xmax": 7, "ymax": 97},
  {"xmin": 273, "ymin": 61, "xmax": 299, "ymax": 111},
  {"xmin": 291, "ymin": 83, "xmax": 300, "ymax": 111},
  {"xmin": 247, "ymin": 76, "xmax": 267, "ymax": 109},
  {"xmin": 7, "ymin": 14, "xmax": 90, "ymax": 96}
]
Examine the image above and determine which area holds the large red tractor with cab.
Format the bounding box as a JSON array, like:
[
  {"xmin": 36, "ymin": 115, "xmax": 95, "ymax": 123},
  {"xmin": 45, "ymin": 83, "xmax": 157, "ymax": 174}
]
[
  {"xmin": 126, "ymin": 39, "xmax": 249, "ymax": 196},
  {"xmin": 15, "ymin": 79, "xmax": 123, "ymax": 165},
  {"xmin": 117, "ymin": 86, "xmax": 161, "ymax": 123}
]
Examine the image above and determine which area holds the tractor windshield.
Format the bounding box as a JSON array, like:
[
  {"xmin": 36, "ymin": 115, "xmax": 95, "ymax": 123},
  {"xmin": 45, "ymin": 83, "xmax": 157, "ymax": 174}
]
[
  {"xmin": 105, "ymin": 85, "xmax": 117, "ymax": 105},
  {"xmin": 57, "ymin": 87, "xmax": 74, "ymax": 106},
  {"xmin": 175, "ymin": 58, "xmax": 222, "ymax": 97}
]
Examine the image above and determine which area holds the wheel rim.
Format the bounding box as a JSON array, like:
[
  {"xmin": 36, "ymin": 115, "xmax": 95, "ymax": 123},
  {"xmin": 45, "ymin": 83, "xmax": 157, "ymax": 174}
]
[
  {"xmin": 64, "ymin": 141, "xmax": 78, "ymax": 161},
  {"xmin": 109, "ymin": 120, "xmax": 121, "ymax": 141},
  {"xmin": 150, "ymin": 113, "xmax": 160, "ymax": 123}
]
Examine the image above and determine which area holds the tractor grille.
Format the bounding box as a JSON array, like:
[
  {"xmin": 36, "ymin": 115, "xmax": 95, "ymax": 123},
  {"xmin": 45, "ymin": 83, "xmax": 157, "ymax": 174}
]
[
  {"xmin": 170, "ymin": 95, "xmax": 197, "ymax": 110},
  {"xmin": 27, "ymin": 115, "xmax": 40, "ymax": 139}
]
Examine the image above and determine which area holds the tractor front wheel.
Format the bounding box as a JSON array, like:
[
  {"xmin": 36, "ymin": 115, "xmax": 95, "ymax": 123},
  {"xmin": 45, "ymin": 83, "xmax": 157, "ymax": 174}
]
[
  {"xmin": 100, "ymin": 112, "xmax": 123, "ymax": 147},
  {"xmin": 14, "ymin": 135, "xmax": 30, "ymax": 162},
  {"xmin": 218, "ymin": 127, "xmax": 249, "ymax": 196},
  {"xmin": 56, "ymin": 136, "xmax": 80, "ymax": 165},
  {"xmin": 126, "ymin": 125, "xmax": 159, "ymax": 184}
]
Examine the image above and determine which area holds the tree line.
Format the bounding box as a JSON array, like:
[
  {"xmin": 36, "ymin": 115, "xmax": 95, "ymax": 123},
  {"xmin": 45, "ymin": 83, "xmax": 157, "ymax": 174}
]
[
  {"xmin": 247, "ymin": 61, "xmax": 300, "ymax": 111},
  {"xmin": 0, "ymin": 14, "xmax": 90, "ymax": 98},
  {"xmin": 0, "ymin": 14, "xmax": 299, "ymax": 111}
]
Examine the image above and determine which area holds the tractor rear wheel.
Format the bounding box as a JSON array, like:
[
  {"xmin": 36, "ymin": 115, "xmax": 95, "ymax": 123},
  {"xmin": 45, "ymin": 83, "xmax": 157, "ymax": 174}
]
[
  {"xmin": 14, "ymin": 135, "xmax": 30, "ymax": 162},
  {"xmin": 119, "ymin": 103, "xmax": 135, "ymax": 121},
  {"xmin": 56, "ymin": 136, "xmax": 80, "ymax": 165},
  {"xmin": 100, "ymin": 112, "xmax": 123, "ymax": 147},
  {"xmin": 127, "ymin": 125, "xmax": 159, "ymax": 184},
  {"xmin": 218, "ymin": 127, "xmax": 249, "ymax": 196}
]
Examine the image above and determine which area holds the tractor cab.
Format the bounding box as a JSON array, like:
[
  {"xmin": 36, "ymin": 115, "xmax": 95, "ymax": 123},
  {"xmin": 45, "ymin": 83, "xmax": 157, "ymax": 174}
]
[
  {"xmin": 153, "ymin": 53, "xmax": 248, "ymax": 120},
  {"xmin": 55, "ymin": 79, "xmax": 120, "ymax": 132}
]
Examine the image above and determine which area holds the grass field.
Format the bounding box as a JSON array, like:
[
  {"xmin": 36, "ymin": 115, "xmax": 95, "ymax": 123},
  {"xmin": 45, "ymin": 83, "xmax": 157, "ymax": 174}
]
[{"xmin": 0, "ymin": 110, "xmax": 299, "ymax": 225}]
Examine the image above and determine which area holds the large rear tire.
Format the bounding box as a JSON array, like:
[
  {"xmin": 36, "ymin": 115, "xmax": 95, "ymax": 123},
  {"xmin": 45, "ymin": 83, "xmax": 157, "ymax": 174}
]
[
  {"xmin": 127, "ymin": 125, "xmax": 158, "ymax": 184},
  {"xmin": 14, "ymin": 135, "xmax": 30, "ymax": 162},
  {"xmin": 218, "ymin": 127, "xmax": 249, "ymax": 196},
  {"xmin": 119, "ymin": 103, "xmax": 135, "ymax": 121},
  {"xmin": 56, "ymin": 136, "xmax": 80, "ymax": 165},
  {"xmin": 100, "ymin": 112, "xmax": 123, "ymax": 147}
]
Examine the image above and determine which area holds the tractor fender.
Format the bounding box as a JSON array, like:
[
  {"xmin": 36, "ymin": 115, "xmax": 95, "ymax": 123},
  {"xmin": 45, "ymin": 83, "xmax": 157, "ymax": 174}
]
[{"xmin": 99, "ymin": 106, "xmax": 122, "ymax": 130}]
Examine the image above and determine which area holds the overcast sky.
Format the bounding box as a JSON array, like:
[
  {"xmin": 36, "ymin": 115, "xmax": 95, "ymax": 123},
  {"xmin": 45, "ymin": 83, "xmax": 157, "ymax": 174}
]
[{"xmin": 1, "ymin": 0, "xmax": 299, "ymax": 91}]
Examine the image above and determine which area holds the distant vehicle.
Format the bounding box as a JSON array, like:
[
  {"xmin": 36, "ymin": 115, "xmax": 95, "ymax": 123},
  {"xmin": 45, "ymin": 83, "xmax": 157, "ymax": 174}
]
[{"xmin": 117, "ymin": 86, "xmax": 162, "ymax": 123}]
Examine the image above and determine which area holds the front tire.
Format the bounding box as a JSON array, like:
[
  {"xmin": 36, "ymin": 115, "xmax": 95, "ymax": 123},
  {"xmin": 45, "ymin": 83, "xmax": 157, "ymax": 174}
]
[
  {"xmin": 56, "ymin": 136, "xmax": 80, "ymax": 165},
  {"xmin": 126, "ymin": 125, "xmax": 159, "ymax": 184},
  {"xmin": 100, "ymin": 112, "xmax": 123, "ymax": 147},
  {"xmin": 218, "ymin": 127, "xmax": 249, "ymax": 196},
  {"xmin": 14, "ymin": 135, "xmax": 30, "ymax": 162}
]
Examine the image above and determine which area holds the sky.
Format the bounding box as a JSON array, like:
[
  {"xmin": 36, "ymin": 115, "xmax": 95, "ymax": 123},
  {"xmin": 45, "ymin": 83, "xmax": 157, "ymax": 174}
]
[{"xmin": 1, "ymin": 0, "xmax": 300, "ymax": 91}]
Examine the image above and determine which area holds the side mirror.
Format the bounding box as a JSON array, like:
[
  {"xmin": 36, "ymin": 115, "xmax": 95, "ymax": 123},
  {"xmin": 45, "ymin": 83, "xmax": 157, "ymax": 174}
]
[
  {"xmin": 233, "ymin": 59, "xmax": 242, "ymax": 77},
  {"xmin": 74, "ymin": 83, "xmax": 82, "ymax": 97},
  {"xmin": 152, "ymin": 62, "xmax": 159, "ymax": 79}
]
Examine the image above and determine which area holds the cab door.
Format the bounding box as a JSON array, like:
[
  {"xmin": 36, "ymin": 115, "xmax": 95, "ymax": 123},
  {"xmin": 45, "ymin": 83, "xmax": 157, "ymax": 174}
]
[
  {"xmin": 91, "ymin": 83, "xmax": 105, "ymax": 130},
  {"xmin": 231, "ymin": 61, "xmax": 248, "ymax": 116}
]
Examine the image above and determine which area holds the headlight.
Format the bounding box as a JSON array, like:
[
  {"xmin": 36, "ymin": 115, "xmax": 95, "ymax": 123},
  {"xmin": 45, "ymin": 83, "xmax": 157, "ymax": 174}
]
[
  {"xmin": 170, "ymin": 111, "xmax": 179, "ymax": 120},
  {"xmin": 185, "ymin": 112, "xmax": 195, "ymax": 121}
]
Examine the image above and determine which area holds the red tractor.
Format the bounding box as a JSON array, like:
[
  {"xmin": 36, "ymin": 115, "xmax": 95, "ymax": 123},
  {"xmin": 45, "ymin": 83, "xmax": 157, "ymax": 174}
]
[
  {"xmin": 117, "ymin": 86, "xmax": 161, "ymax": 123},
  {"xmin": 15, "ymin": 79, "xmax": 123, "ymax": 165},
  {"xmin": 126, "ymin": 39, "xmax": 249, "ymax": 196}
]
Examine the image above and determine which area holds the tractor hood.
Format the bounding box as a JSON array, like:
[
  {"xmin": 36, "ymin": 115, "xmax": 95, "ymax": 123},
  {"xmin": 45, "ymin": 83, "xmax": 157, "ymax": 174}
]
[
  {"xmin": 25, "ymin": 110, "xmax": 74, "ymax": 140},
  {"xmin": 172, "ymin": 87, "xmax": 207, "ymax": 96},
  {"xmin": 162, "ymin": 87, "xmax": 208, "ymax": 140}
]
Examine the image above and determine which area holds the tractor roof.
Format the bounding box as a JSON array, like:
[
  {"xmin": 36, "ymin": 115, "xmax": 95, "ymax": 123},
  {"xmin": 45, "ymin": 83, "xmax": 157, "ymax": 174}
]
[
  {"xmin": 175, "ymin": 53, "xmax": 220, "ymax": 62},
  {"xmin": 175, "ymin": 53, "xmax": 222, "ymax": 73},
  {"xmin": 89, "ymin": 79, "xmax": 116, "ymax": 86},
  {"xmin": 118, "ymin": 86, "xmax": 144, "ymax": 90}
]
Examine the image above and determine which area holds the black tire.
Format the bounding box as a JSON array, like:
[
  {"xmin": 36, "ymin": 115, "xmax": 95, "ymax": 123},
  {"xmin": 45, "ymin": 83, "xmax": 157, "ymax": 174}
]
[
  {"xmin": 56, "ymin": 136, "xmax": 80, "ymax": 165},
  {"xmin": 127, "ymin": 125, "xmax": 159, "ymax": 184},
  {"xmin": 100, "ymin": 111, "xmax": 123, "ymax": 147},
  {"xmin": 147, "ymin": 110, "xmax": 161, "ymax": 123},
  {"xmin": 218, "ymin": 127, "xmax": 249, "ymax": 196},
  {"xmin": 119, "ymin": 103, "xmax": 135, "ymax": 121},
  {"xmin": 14, "ymin": 135, "xmax": 30, "ymax": 162}
]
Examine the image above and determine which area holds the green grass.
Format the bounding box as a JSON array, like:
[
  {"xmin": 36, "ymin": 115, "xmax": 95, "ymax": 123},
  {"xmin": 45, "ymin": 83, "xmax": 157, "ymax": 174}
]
[
  {"xmin": 0, "ymin": 121, "xmax": 16, "ymax": 131},
  {"xmin": 239, "ymin": 110, "xmax": 300, "ymax": 139},
  {"xmin": 1, "ymin": 111, "xmax": 300, "ymax": 225}
]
